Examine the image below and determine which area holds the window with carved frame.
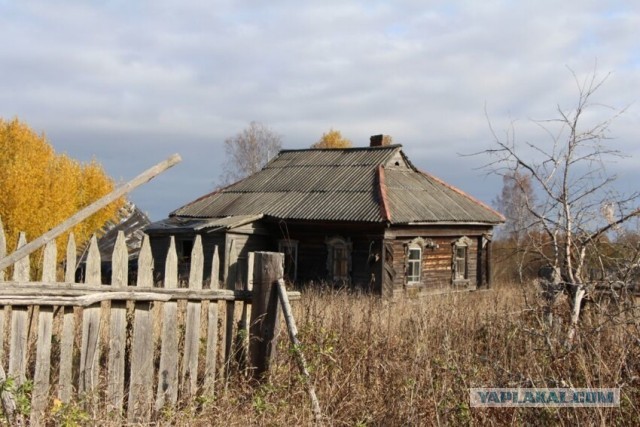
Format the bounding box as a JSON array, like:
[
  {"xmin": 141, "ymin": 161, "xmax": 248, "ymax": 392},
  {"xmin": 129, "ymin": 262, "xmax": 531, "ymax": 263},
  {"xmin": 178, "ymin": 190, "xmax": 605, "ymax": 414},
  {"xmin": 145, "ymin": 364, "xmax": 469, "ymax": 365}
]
[
  {"xmin": 326, "ymin": 236, "xmax": 352, "ymax": 282},
  {"xmin": 452, "ymin": 236, "xmax": 472, "ymax": 284}
]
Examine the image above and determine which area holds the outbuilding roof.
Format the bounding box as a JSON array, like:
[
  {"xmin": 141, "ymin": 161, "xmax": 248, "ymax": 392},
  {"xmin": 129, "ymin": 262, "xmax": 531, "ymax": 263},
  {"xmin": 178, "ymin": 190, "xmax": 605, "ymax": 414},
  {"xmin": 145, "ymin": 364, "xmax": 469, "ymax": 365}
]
[{"xmin": 168, "ymin": 145, "xmax": 504, "ymax": 225}]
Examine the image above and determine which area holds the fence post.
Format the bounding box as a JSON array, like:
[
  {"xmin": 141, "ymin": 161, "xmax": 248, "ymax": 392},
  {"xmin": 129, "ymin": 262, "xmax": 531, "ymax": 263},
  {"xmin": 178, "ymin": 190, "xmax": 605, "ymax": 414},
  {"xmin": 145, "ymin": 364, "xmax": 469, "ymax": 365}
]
[{"xmin": 249, "ymin": 251, "xmax": 283, "ymax": 379}]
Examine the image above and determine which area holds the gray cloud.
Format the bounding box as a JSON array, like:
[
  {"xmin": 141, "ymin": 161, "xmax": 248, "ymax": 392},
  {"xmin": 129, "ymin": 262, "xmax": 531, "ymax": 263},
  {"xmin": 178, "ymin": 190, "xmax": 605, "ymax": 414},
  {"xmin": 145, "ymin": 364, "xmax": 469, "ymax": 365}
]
[{"xmin": 1, "ymin": 0, "xmax": 639, "ymax": 219}]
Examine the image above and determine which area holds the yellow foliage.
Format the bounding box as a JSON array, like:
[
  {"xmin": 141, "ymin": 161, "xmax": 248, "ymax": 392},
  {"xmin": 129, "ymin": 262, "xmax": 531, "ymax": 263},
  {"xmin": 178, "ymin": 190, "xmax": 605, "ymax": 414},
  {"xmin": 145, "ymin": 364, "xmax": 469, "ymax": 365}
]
[
  {"xmin": 311, "ymin": 129, "xmax": 352, "ymax": 149},
  {"xmin": 0, "ymin": 118, "xmax": 123, "ymax": 271}
]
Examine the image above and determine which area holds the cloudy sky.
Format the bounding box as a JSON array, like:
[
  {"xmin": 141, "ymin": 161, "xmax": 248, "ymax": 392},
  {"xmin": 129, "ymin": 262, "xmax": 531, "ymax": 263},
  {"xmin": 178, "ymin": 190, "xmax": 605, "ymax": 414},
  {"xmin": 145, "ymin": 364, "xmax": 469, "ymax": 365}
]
[{"xmin": 1, "ymin": 0, "xmax": 639, "ymax": 220}]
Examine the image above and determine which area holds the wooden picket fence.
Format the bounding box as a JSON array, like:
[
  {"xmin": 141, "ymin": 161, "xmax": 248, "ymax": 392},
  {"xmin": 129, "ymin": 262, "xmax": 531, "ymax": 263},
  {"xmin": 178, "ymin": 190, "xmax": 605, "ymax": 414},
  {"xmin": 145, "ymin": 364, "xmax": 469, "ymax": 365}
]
[{"xmin": 0, "ymin": 225, "xmax": 300, "ymax": 425}]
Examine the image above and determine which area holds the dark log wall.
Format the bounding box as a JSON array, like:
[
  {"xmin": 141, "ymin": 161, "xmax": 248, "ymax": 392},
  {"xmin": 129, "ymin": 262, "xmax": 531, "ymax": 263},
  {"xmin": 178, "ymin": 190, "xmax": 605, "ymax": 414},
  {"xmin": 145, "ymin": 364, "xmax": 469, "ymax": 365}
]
[
  {"xmin": 148, "ymin": 221, "xmax": 496, "ymax": 297},
  {"xmin": 149, "ymin": 233, "xmax": 226, "ymax": 286},
  {"xmin": 383, "ymin": 225, "xmax": 493, "ymax": 296},
  {"xmin": 266, "ymin": 221, "xmax": 385, "ymax": 292}
]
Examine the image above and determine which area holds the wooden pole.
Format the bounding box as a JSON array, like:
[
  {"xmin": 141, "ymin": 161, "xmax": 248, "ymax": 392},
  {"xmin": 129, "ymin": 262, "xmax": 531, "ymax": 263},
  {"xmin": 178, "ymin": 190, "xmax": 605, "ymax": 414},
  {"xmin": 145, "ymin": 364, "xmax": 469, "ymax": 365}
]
[
  {"xmin": 0, "ymin": 153, "xmax": 181, "ymax": 272},
  {"xmin": 249, "ymin": 252, "xmax": 283, "ymax": 378},
  {"xmin": 276, "ymin": 279, "xmax": 323, "ymax": 424}
]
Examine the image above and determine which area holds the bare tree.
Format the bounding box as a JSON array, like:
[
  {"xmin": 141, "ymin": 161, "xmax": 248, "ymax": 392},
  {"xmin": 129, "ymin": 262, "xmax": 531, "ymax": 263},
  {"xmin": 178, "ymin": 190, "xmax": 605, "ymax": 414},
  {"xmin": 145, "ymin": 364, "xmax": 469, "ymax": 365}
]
[
  {"xmin": 482, "ymin": 69, "xmax": 639, "ymax": 343},
  {"xmin": 220, "ymin": 121, "xmax": 282, "ymax": 185}
]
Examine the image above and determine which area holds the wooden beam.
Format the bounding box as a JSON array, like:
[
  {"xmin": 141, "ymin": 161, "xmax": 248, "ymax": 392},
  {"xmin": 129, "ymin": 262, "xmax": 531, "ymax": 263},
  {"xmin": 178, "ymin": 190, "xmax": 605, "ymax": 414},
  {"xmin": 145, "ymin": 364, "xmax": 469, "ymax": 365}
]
[{"xmin": 0, "ymin": 153, "xmax": 181, "ymax": 272}]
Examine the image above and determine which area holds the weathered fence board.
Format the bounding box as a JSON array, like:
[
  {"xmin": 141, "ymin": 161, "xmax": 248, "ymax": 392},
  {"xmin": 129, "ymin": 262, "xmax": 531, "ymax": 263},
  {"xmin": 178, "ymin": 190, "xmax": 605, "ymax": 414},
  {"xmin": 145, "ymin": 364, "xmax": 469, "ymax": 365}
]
[
  {"xmin": 224, "ymin": 238, "xmax": 237, "ymax": 379},
  {"xmin": 107, "ymin": 232, "xmax": 128, "ymax": 416},
  {"xmin": 155, "ymin": 237, "xmax": 179, "ymax": 411},
  {"xmin": 79, "ymin": 236, "xmax": 102, "ymax": 406},
  {"xmin": 204, "ymin": 245, "xmax": 220, "ymax": 396},
  {"xmin": 30, "ymin": 240, "xmax": 56, "ymax": 425},
  {"xmin": 8, "ymin": 233, "xmax": 29, "ymax": 385},
  {"xmin": 0, "ymin": 223, "xmax": 302, "ymax": 424},
  {"xmin": 128, "ymin": 235, "xmax": 154, "ymax": 422},
  {"xmin": 181, "ymin": 235, "xmax": 203, "ymax": 397},
  {"xmin": 59, "ymin": 233, "xmax": 77, "ymax": 402}
]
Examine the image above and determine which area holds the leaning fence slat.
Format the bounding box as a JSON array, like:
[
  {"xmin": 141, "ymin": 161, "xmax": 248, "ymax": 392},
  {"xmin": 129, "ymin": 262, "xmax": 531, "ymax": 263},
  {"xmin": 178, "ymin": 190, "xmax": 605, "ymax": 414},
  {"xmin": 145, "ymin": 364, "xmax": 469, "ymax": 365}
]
[
  {"xmin": 128, "ymin": 235, "xmax": 155, "ymax": 423},
  {"xmin": 181, "ymin": 235, "xmax": 203, "ymax": 397},
  {"xmin": 204, "ymin": 245, "xmax": 220, "ymax": 396},
  {"xmin": 8, "ymin": 233, "xmax": 30, "ymax": 385},
  {"xmin": 107, "ymin": 232, "xmax": 128, "ymax": 416},
  {"xmin": 0, "ymin": 154, "xmax": 182, "ymax": 272},
  {"xmin": 30, "ymin": 240, "xmax": 56, "ymax": 425},
  {"xmin": 156, "ymin": 237, "xmax": 179, "ymax": 410},
  {"xmin": 59, "ymin": 233, "xmax": 77, "ymax": 402},
  {"xmin": 79, "ymin": 235, "xmax": 102, "ymax": 402},
  {"xmin": 276, "ymin": 279, "xmax": 323, "ymax": 423}
]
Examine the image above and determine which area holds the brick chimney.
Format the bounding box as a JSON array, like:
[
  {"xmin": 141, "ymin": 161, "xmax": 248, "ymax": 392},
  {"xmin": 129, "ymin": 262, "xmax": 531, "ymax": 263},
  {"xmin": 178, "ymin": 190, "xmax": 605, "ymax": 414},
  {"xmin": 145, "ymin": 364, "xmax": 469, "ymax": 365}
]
[{"xmin": 370, "ymin": 134, "xmax": 384, "ymax": 147}]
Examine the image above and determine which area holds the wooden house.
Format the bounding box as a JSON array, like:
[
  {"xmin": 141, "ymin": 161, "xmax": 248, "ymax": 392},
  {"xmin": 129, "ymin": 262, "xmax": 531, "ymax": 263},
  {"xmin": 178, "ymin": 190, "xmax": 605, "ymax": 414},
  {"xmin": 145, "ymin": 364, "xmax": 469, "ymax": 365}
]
[{"xmin": 146, "ymin": 137, "xmax": 504, "ymax": 297}]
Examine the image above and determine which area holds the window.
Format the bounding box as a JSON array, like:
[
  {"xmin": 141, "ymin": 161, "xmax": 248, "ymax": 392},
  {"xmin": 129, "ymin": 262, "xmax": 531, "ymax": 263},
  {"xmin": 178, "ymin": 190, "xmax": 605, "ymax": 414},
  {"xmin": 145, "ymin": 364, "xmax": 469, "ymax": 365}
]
[
  {"xmin": 405, "ymin": 237, "xmax": 431, "ymax": 286},
  {"xmin": 452, "ymin": 236, "xmax": 472, "ymax": 283},
  {"xmin": 326, "ymin": 237, "xmax": 352, "ymax": 281},
  {"xmin": 407, "ymin": 247, "xmax": 422, "ymax": 284},
  {"xmin": 278, "ymin": 240, "xmax": 298, "ymax": 283}
]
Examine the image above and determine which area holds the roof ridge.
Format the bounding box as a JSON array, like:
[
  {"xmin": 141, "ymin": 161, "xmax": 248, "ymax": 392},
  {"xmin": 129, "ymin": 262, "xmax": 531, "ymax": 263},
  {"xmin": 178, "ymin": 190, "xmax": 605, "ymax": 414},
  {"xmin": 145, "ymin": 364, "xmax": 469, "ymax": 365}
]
[{"xmin": 279, "ymin": 144, "xmax": 402, "ymax": 153}]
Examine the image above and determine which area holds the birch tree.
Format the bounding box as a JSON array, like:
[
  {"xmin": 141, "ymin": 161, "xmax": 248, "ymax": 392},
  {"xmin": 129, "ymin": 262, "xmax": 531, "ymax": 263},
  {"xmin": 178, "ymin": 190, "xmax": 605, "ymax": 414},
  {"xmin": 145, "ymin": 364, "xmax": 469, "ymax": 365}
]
[
  {"xmin": 482, "ymin": 70, "xmax": 639, "ymax": 341},
  {"xmin": 0, "ymin": 117, "xmax": 123, "ymax": 271},
  {"xmin": 219, "ymin": 121, "xmax": 282, "ymax": 185}
]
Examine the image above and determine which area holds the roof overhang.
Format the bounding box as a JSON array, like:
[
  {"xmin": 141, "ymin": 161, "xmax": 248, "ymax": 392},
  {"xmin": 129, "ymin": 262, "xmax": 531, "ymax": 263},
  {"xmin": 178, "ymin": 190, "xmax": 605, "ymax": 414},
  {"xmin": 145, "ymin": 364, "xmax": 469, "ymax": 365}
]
[{"xmin": 145, "ymin": 214, "xmax": 264, "ymax": 234}]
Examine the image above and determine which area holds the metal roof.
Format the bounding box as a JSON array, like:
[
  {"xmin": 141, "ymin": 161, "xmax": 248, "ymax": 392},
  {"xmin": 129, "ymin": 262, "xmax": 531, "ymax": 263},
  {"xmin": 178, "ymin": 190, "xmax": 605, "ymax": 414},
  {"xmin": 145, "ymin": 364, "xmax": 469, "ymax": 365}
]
[
  {"xmin": 144, "ymin": 214, "xmax": 264, "ymax": 234},
  {"xmin": 167, "ymin": 145, "xmax": 504, "ymax": 225}
]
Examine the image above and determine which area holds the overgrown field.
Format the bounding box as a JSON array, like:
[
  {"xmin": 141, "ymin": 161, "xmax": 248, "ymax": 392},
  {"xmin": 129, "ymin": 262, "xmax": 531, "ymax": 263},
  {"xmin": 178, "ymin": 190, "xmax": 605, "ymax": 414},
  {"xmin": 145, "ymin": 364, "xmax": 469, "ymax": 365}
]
[
  {"xmin": 162, "ymin": 283, "xmax": 639, "ymax": 426},
  {"xmin": 12, "ymin": 283, "xmax": 640, "ymax": 425}
]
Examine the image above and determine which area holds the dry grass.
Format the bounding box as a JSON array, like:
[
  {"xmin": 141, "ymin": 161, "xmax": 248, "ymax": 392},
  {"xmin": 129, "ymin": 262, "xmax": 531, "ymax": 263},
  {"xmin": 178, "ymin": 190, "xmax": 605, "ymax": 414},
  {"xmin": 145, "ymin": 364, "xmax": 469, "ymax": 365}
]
[
  {"xmin": 10, "ymin": 282, "xmax": 640, "ymax": 425},
  {"xmin": 151, "ymin": 283, "xmax": 639, "ymax": 426}
]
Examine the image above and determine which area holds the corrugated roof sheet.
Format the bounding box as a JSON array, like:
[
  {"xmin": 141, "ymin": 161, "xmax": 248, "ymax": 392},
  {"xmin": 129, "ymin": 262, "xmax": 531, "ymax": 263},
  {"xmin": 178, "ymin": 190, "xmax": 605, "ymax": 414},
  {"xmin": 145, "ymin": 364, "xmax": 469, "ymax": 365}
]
[
  {"xmin": 144, "ymin": 214, "xmax": 264, "ymax": 233},
  {"xmin": 168, "ymin": 145, "xmax": 504, "ymax": 225}
]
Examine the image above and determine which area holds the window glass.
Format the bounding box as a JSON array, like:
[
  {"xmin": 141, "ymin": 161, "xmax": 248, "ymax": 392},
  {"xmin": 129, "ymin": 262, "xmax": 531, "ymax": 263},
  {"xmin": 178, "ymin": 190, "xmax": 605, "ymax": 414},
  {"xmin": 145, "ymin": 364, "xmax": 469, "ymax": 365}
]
[
  {"xmin": 407, "ymin": 247, "xmax": 421, "ymax": 283},
  {"xmin": 454, "ymin": 244, "xmax": 467, "ymax": 280}
]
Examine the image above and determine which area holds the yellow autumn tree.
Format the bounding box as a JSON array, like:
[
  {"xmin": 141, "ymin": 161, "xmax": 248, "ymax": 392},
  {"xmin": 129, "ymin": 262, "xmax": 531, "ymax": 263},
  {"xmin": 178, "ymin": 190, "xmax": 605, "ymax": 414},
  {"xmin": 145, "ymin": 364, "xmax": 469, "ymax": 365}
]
[
  {"xmin": 311, "ymin": 129, "xmax": 352, "ymax": 149},
  {"xmin": 0, "ymin": 118, "xmax": 123, "ymax": 271}
]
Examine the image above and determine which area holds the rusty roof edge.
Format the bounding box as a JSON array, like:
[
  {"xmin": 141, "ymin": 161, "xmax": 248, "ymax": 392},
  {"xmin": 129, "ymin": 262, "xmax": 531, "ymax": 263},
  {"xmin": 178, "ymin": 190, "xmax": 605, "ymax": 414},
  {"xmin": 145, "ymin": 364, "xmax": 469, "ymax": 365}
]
[
  {"xmin": 416, "ymin": 169, "xmax": 506, "ymax": 223},
  {"xmin": 402, "ymin": 220, "xmax": 502, "ymax": 226},
  {"xmin": 377, "ymin": 165, "xmax": 392, "ymax": 223}
]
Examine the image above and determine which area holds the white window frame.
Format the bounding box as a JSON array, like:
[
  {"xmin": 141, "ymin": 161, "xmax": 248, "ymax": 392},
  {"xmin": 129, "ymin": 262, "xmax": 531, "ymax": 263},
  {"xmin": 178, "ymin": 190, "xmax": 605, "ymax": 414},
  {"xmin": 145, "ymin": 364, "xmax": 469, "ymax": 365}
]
[
  {"xmin": 407, "ymin": 246, "xmax": 422, "ymax": 284},
  {"xmin": 452, "ymin": 236, "xmax": 472, "ymax": 284}
]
